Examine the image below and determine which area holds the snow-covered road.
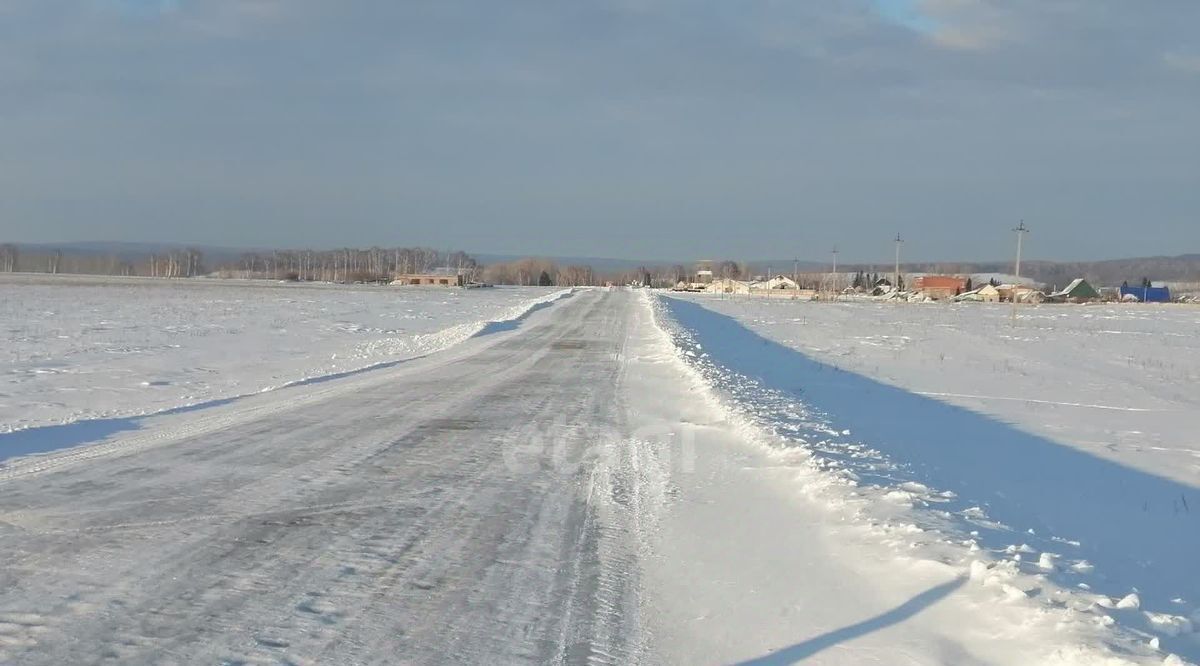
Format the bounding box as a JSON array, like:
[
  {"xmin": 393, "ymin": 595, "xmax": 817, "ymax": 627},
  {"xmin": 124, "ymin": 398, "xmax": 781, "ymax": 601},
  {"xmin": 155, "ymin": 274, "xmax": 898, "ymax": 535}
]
[
  {"xmin": 0, "ymin": 289, "xmax": 642, "ymax": 664},
  {"xmin": 0, "ymin": 289, "xmax": 1185, "ymax": 664}
]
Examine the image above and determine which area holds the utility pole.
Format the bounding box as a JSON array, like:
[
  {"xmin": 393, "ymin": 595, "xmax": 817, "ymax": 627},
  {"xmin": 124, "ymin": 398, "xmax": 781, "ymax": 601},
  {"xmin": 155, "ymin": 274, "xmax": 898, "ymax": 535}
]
[
  {"xmin": 831, "ymin": 246, "xmax": 839, "ymax": 300},
  {"xmin": 1013, "ymin": 221, "xmax": 1028, "ymax": 279},
  {"xmin": 893, "ymin": 234, "xmax": 903, "ymax": 294},
  {"xmin": 1011, "ymin": 221, "xmax": 1029, "ymax": 324}
]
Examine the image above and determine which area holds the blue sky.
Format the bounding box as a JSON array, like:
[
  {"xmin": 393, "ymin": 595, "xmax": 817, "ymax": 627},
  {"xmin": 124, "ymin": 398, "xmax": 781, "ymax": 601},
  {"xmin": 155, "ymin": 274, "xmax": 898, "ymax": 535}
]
[{"xmin": 2, "ymin": 1, "xmax": 1198, "ymax": 262}]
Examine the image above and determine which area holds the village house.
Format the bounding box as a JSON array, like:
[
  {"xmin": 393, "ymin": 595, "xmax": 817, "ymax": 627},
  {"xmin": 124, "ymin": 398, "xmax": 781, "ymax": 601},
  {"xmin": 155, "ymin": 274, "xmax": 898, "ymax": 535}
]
[
  {"xmin": 706, "ymin": 277, "xmax": 751, "ymax": 294},
  {"xmin": 1049, "ymin": 278, "xmax": 1100, "ymax": 303},
  {"xmin": 997, "ymin": 284, "xmax": 1044, "ymax": 303},
  {"xmin": 392, "ymin": 270, "xmax": 466, "ymax": 287},
  {"xmin": 759, "ymin": 275, "xmax": 800, "ymax": 290},
  {"xmin": 913, "ymin": 275, "xmax": 968, "ymax": 301},
  {"xmin": 954, "ymin": 284, "xmax": 1001, "ymax": 303}
]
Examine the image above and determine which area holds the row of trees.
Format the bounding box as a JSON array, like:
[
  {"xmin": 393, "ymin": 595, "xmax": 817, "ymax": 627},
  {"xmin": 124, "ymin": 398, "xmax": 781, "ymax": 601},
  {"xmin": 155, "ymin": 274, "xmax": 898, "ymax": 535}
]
[
  {"xmin": 1, "ymin": 244, "xmax": 144, "ymax": 276},
  {"xmin": 0, "ymin": 243, "xmax": 480, "ymax": 283},
  {"xmin": 0, "ymin": 244, "xmax": 18, "ymax": 272},
  {"xmin": 481, "ymin": 258, "xmax": 595, "ymax": 287},
  {"xmin": 216, "ymin": 247, "xmax": 478, "ymax": 283},
  {"xmin": 150, "ymin": 249, "xmax": 206, "ymax": 278},
  {"xmin": 2, "ymin": 243, "xmax": 602, "ymax": 286},
  {"xmin": 849, "ymin": 271, "xmax": 893, "ymax": 289}
]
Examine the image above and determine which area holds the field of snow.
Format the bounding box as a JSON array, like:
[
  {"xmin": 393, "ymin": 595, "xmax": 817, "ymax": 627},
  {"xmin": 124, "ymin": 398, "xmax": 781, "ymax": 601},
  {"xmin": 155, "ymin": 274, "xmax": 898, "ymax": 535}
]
[
  {"xmin": 0, "ymin": 274, "xmax": 564, "ymax": 441},
  {"xmin": 670, "ymin": 294, "xmax": 1200, "ymax": 486},
  {"xmin": 659, "ymin": 293, "xmax": 1200, "ymax": 663}
]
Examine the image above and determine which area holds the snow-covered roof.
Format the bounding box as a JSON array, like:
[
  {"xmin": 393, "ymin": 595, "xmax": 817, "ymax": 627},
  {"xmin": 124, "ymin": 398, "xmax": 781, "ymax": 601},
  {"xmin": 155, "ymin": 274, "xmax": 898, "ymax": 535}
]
[{"xmin": 1051, "ymin": 278, "xmax": 1089, "ymax": 297}]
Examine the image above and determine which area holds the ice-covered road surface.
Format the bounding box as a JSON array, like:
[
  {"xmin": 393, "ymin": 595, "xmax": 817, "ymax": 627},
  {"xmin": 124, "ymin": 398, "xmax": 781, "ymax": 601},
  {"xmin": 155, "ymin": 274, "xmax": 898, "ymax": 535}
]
[
  {"xmin": 0, "ymin": 289, "xmax": 643, "ymax": 664},
  {"xmin": 0, "ymin": 290, "xmax": 1174, "ymax": 664}
]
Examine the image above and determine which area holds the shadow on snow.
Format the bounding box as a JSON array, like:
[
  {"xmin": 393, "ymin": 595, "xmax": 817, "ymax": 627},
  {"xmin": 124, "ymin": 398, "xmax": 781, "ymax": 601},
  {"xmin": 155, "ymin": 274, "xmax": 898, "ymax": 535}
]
[
  {"xmin": 663, "ymin": 297, "xmax": 1199, "ymax": 629},
  {"xmin": 0, "ymin": 361, "xmax": 423, "ymax": 465},
  {"xmin": 0, "ymin": 395, "xmax": 253, "ymax": 465},
  {"xmin": 735, "ymin": 577, "xmax": 968, "ymax": 665},
  {"xmin": 472, "ymin": 293, "xmax": 571, "ymax": 338}
]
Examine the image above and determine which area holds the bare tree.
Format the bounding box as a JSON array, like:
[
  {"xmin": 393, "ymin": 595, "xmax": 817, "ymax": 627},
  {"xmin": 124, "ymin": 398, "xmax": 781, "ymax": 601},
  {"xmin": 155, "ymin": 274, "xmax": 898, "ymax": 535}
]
[
  {"xmin": 717, "ymin": 260, "xmax": 741, "ymax": 279},
  {"xmin": 0, "ymin": 244, "xmax": 18, "ymax": 272},
  {"xmin": 556, "ymin": 265, "xmax": 595, "ymax": 286}
]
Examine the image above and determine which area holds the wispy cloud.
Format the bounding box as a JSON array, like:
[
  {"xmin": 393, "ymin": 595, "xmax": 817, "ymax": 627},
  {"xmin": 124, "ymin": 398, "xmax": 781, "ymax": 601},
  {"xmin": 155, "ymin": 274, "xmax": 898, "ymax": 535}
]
[
  {"xmin": 1163, "ymin": 51, "xmax": 1200, "ymax": 74},
  {"xmin": 916, "ymin": 0, "xmax": 1016, "ymax": 50}
]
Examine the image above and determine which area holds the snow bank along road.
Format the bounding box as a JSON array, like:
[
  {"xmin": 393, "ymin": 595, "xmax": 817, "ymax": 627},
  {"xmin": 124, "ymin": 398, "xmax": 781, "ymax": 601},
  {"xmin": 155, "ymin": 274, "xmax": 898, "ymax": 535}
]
[
  {"xmin": 0, "ymin": 289, "xmax": 1189, "ymax": 664},
  {"xmin": 0, "ymin": 273, "xmax": 565, "ymax": 435}
]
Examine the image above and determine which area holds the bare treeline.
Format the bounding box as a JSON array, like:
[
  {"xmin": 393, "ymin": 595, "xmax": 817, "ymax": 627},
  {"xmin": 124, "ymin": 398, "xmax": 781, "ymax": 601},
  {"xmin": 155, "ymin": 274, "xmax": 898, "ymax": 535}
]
[
  {"xmin": 215, "ymin": 248, "xmax": 479, "ymax": 283},
  {"xmin": 150, "ymin": 249, "xmax": 206, "ymax": 277},
  {"xmin": 0, "ymin": 243, "xmax": 175, "ymax": 277},
  {"xmin": 0, "ymin": 244, "xmax": 17, "ymax": 273},
  {"xmin": 0, "ymin": 244, "xmax": 481, "ymax": 283},
  {"xmin": 481, "ymin": 258, "xmax": 595, "ymax": 286}
]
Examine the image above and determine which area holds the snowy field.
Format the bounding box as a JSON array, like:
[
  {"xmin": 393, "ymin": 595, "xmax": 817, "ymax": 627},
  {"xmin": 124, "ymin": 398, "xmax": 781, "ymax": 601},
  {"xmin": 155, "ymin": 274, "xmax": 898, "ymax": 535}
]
[
  {"xmin": 0, "ymin": 274, "xmax": 564, "ymax": 440},
  {"xmin": 659, "ymin": 293, "xmax": 1200, "ymax": 663},
  {"xmin": 667, "ymin": 294, "xmax": 1200, "ymax": 486}
]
